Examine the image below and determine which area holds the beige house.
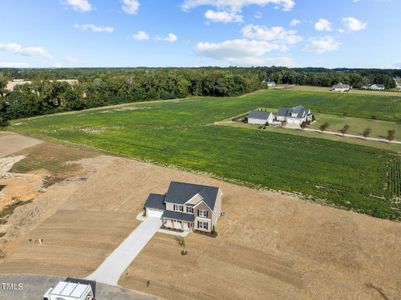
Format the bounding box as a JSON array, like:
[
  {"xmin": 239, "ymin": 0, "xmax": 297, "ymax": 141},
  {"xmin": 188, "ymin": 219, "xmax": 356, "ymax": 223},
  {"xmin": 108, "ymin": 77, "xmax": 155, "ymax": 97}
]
[{"xmin": 144, "ymin": 181, "xmax": 222, "ymax": 233}]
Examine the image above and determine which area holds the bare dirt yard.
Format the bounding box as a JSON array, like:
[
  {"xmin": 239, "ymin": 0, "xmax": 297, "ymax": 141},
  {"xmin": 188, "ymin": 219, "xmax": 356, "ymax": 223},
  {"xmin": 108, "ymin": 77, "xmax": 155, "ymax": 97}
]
[{"xmin": 0, "ymin": 133, "xmax": 400, "ymax": 300}]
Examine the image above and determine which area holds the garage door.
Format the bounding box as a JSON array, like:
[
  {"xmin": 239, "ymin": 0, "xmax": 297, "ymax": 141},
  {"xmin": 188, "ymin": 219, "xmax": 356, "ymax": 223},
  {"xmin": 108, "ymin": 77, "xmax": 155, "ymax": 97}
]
[{"xmin": 147, "ymin": 208, "xmax": 163, "ymax": 218}]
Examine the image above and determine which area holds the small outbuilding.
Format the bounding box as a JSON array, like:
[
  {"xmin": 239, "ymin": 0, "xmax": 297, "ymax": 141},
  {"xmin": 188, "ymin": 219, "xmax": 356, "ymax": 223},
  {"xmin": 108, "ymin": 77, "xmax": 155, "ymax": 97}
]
[{"xmin": 248, "ymin": 110, "xmax": 274, "ymax": 125}]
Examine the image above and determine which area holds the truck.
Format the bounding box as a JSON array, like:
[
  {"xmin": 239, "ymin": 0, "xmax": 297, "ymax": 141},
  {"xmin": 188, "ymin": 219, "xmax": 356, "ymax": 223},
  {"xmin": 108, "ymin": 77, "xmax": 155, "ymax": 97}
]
[{"xmin": 42, "ymin": 278, "xmax": 96, "ymax": 300}]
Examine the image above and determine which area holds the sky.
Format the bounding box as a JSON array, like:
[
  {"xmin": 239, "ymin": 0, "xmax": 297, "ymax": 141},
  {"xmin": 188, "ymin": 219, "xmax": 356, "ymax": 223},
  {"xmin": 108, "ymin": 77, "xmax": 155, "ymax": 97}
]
[{"xmin": 0, "ymin": 0, "xmax": 400, "ymax": 69}]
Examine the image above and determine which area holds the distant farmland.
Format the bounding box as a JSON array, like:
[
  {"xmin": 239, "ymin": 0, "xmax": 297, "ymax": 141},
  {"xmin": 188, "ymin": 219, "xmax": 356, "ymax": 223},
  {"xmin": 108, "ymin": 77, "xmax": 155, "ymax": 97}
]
[{"xmin": 9, "ymin": 90, "xmax": 401, "ymax": 220}]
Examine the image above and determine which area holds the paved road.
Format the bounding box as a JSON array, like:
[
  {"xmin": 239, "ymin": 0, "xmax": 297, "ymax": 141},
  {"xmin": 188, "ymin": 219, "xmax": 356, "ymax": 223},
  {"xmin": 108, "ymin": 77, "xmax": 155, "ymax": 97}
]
[
  {"xmin": 87, "ymin": 217, "xmax": 162, "ymax": 286},
  {"xmin": 0, "ymin": 274, "xmax": 156, "ymax": 300}
]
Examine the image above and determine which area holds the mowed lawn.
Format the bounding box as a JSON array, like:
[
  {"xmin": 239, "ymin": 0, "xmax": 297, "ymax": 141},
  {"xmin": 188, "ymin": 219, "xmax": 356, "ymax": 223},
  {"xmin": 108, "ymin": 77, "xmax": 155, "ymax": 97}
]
[
  {"xmin": 310, "ymin": 113, "xmax": 401, "ymax": 140},
  {"xmin": 9, "ymin": 90, "xmax": 401, "ymax": 220}
]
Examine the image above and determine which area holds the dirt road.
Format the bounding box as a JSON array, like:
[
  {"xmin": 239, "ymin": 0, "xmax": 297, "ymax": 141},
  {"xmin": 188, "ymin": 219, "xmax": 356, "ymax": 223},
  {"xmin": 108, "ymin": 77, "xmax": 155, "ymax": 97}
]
[{"xmin": 0, "ymin": 133, "xmax": 42, "ymax": 158}]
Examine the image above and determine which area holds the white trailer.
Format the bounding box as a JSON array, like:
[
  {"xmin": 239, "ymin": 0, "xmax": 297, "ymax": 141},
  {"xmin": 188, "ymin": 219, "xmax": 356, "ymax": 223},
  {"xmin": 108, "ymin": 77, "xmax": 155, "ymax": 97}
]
[{"xmin": 43, "ymin": 280, "xmax": 95, "ymax": 300}]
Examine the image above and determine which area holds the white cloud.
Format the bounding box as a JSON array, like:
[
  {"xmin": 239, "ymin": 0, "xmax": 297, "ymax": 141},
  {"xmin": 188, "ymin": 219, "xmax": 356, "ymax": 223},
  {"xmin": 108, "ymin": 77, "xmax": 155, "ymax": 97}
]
[
  {"xmin": 304, "ymin": 36, "xmax": 340, "ymax": 54},
  {"xmin": 164, "ymin": 33, "xmax": 178, "ymax": 42},
  {"xmin": 74, "ymin": 24, "xmax": 114, "ymax": 33},
  {"xmin": 342, "ymin": 17, "xmax": 367, "ymax": 31},
  {"xmin": 205, "ymin": 9, "xmax": 243, "ymax": 23},
  {"xmin": 241, "ymin": 24, "xmax": 302, "ymax": 49},
  {"xmin": 132, "ymin": 31, "xmax": 150, "ymax": 41},
  {"xmin": 182, "ymin": 0, "xmax": 295, "ymax": 23},
  {"xmin": 182, "ymin": 0, "xmax": 295, "ymax": 12},
  {"xmin": 0, "ymin": 62, "xmax": 31, "ymax": 68},
  {"xmin": 290, "ymin": 19, "xmax": 300, "ymax": 26},
  {"xmin": 122, "ymin": 0, "xmax": 140, "ymax": 15},
  {"xmin": 195, "ymin": 39, "xmax": 292, "ymax": 66},
  {"xmin": 314, "ymin": 18, "xmax": 332, "ymax": 31},
  {"xmin": 64, "ymin": 0, "xmax": 92, "ymax": 12},
  {"xmin": 0, "ymin": 42, "xmax": 52, "ymax": 59}
]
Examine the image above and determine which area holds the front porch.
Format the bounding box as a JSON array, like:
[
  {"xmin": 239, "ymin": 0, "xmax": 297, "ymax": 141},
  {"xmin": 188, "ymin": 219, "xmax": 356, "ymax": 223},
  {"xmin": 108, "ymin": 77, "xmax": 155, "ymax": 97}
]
[{"xmin": 162, "ymin": 218, "xmax": 193, "ymax": 232}]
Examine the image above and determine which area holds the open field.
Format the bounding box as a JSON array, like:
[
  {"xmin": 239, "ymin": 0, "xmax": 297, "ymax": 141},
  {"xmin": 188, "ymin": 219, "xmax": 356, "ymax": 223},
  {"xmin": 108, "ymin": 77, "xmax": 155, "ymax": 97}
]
[
  {"xmin": 8, "ymin": 90, "xmax": 401, "ymax": 220},
  {"xmin": 217, "ymin": 119, "xmax": 401, "ymax": 152},
  {"xmin": 0, "ymin": 137, "xmax": 401, "ymax": 300},
  {"xmin": 310, "ymin": 113, "xmax": 401, "ymax": 140},
  {"xmin": 281, "ymin": 84, "xmax": 401, "ymax": 96}
]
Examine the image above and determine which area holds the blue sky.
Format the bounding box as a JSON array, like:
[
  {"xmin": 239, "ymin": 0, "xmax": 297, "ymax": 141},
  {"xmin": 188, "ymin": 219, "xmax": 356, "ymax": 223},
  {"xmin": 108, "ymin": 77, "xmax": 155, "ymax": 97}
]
[{"xmin": 0, "ymin": 0, "xmax": 400, "ymax": 68}]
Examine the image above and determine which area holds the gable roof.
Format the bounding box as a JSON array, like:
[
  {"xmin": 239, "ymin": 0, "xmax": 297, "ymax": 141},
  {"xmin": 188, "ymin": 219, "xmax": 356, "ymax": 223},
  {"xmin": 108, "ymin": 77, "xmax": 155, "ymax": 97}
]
[
  {"xmin": 332, "ymin": 83, "xmax": 350, "ymax": 89},
  {"xmin": 162, "ymin": 210, "xmax": 195, "ymax": 222},
  {"xmin": 248, "ymin": 110, "xmax": 272, "ymax": 120},
  {"xmin": 164, "ymin": 181, "xmax": 219, "ymax": 210},
  {"xmin": 144, "ymin": 193, "xmax": 166, "ymax": 210},
  {"xmin": 277, "ymin": 105, "xmax": 310, "ymax": 119}
]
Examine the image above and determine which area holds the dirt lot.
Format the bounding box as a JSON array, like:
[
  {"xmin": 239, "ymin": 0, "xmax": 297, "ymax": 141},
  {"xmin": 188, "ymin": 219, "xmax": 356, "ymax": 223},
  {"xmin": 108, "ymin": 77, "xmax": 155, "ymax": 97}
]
[{"xmin": 0, "ymin": 133, "xmax": 401, "ymax": 299}]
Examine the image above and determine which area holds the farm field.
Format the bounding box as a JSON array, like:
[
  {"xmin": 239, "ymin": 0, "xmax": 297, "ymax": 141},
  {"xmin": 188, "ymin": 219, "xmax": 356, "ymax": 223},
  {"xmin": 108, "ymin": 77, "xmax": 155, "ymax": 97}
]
[
  {"xmin": 8, "ymin": 90, "xmax": 401, "ymax": 220},
  {"xmin": 216, "ymin": 119, "xmax": 401, "ymax": 152},
  {"xmin": 281, "ymin": 84, "xmax": 401, "ymax": 96}
]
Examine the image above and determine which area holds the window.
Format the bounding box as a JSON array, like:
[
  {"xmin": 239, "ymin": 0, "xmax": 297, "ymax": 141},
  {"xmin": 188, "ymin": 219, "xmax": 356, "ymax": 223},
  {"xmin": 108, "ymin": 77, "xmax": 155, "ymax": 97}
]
[
  {"xmin": 198, "ymin": 209, "xmax": 208, "ymax": 218},
  {"xmin": 173, "ymin": 204, "xmax": 184, "ymax": 212},
  {"xmin": 186, "ymin": 206, "xmax": 194, "ymax": 214},
  {"xmin": 197, "ymin": 221, "xmax": 208, "ymax": 230}
]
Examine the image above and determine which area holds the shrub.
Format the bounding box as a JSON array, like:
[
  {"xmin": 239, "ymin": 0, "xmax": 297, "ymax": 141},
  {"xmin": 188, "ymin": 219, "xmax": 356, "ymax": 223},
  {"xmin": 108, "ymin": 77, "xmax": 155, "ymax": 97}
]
[
  {"xmin": 362, "ymin": 128, "xmax": 372, "ymax": 138},
  {"xmin": 387, "ymin": 130, "xmax": 396, "ymax": 141},
  {"xmin": 320, "ymin": 122, "xmax": 329, "ymax": 132},
  {"xmin": 340, "ymin": 124, "xmax": 350, "ymax": 135}
]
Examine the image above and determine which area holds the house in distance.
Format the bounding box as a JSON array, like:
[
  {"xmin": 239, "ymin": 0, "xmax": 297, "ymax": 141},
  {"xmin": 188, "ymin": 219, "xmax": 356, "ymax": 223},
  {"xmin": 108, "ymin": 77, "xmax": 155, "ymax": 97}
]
[
  {"xmin": 144, "ymin": 181, "xmax": 222, "ymax": 233},
  {"xmin": 263, "ymin": 80, "xmax": 276, "ymax": 88},
  {"xmin": 362, "ymin": 83, "xmax": 385, "ymax": 91},
  {"xmin": 331, "ymin": 83, "xmax": 351, "ymax": 92},
  {"xmin": 276, "ymin": 105, "xmax": 313, "ymax": 126}
]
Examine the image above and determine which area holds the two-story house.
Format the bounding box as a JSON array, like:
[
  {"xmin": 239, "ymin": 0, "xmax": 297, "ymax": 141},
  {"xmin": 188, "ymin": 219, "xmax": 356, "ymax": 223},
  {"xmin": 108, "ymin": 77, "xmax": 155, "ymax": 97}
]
[
  {"xmin": 276, "ymin": 105, "xmax": 313, "ymax": 125},
  {"xmin": 144, "ymin": 181, "xmax": 223, "ymax": 233}
]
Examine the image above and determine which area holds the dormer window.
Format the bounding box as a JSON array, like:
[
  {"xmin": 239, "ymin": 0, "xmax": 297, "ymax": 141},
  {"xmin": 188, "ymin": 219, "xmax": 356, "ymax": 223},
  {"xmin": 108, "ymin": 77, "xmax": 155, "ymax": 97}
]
[{"xmin": 186, "ymin": 206, "xmax": 194, "ymax": 214}]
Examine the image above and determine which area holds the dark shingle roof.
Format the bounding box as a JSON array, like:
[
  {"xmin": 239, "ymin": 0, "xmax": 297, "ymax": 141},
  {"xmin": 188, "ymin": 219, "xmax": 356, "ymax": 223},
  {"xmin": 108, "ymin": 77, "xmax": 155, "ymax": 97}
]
[
  {"xmin": 277, "ymin": 106, "xmax": 310, "ymax": 119},
  {"xmin": 248, "ymin": 110, "xmax": 272, "ymax": 120},
  {"xmin": 332, "ymin": 83, "xmax": 350, "ymax": 89},
  {"xmin": 277, "ymin": 108, "xmax": 289, "ymax": 117},
  {"xmin": 164, "ymin": 181, "xmax": 219, "ymax": 210},
  {"xmin": 144, "ymin": 193, "xmax": 166, "ymax": 210},
  {"xmin": 162, "ymin": 210, "xmax": 195, "ymax": 222}
]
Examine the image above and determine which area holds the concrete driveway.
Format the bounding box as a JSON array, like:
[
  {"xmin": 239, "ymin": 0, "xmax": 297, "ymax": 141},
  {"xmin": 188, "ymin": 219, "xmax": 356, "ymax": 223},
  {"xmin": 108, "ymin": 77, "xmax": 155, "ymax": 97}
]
[
  {"xmin": 87, "ymin": 217, "xmax": 162, "ymax": 286},
  {"xmin": 0, "ymin": 274, "xmax": 156, "ymax": 300}
]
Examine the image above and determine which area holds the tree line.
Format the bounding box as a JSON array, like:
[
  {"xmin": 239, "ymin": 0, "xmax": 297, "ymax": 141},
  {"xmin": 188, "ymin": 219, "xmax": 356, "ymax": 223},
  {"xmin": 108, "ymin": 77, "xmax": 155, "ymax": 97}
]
[
  {"xmin": 0, "ymin": 69, "xmax": 261, "ymax": 124},
  {"xmin": 256, "ymin": 67, "xmax": 397, "ymax": 89},
  {"xmin": 0, "ymin": 66, "xmax": 399, "ymax": 125}
]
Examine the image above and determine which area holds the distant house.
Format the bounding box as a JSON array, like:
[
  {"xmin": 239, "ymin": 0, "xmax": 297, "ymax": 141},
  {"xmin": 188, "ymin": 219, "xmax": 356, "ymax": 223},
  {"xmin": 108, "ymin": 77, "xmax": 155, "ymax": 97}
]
[
  {"xmin": 276, "ymin": 105, "xmax": 313, "ymax": 125},
  {"xmin": 263, "ymin": 80, "xmax": 276, "ymax": 88},
  {"xmin": 368, "ymin": 84, "xmax": 385, "ymax": 91},
  {"xmin": 144, "ymin": 181, "xmax": 222, "ymax": 233},
  {"xmin": 331, "ymin": 83, "xmax": 350, "ymax": 92},
  {"xmin": 248, "ymin": 110, "xmax": 274, "ymax": 125}
]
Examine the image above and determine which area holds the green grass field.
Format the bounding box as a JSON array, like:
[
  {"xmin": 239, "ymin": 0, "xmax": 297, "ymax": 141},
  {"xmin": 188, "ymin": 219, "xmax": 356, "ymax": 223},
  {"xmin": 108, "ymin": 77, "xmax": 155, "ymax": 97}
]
[
  {"xmin": 8, "ymin": 89, "xmax": 401, "ymax": 220},
  {"xmin": 310, "ymin": 113, "xmax": 401, "ymax": 140}
]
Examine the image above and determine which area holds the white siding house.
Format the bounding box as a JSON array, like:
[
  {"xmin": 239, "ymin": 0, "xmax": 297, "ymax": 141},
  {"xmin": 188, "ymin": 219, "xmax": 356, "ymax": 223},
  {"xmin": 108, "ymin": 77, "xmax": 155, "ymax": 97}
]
[
  {"xmin": 248, "ymin": 110, "xmax": 274, "ymax": 125},
  {"xmin": 276, "ymin": 105, "xmax": 313, "ymax": 126},
  {"xmin": 331, "ymin": 83, "xmax": 350, "ymax": 92}
]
